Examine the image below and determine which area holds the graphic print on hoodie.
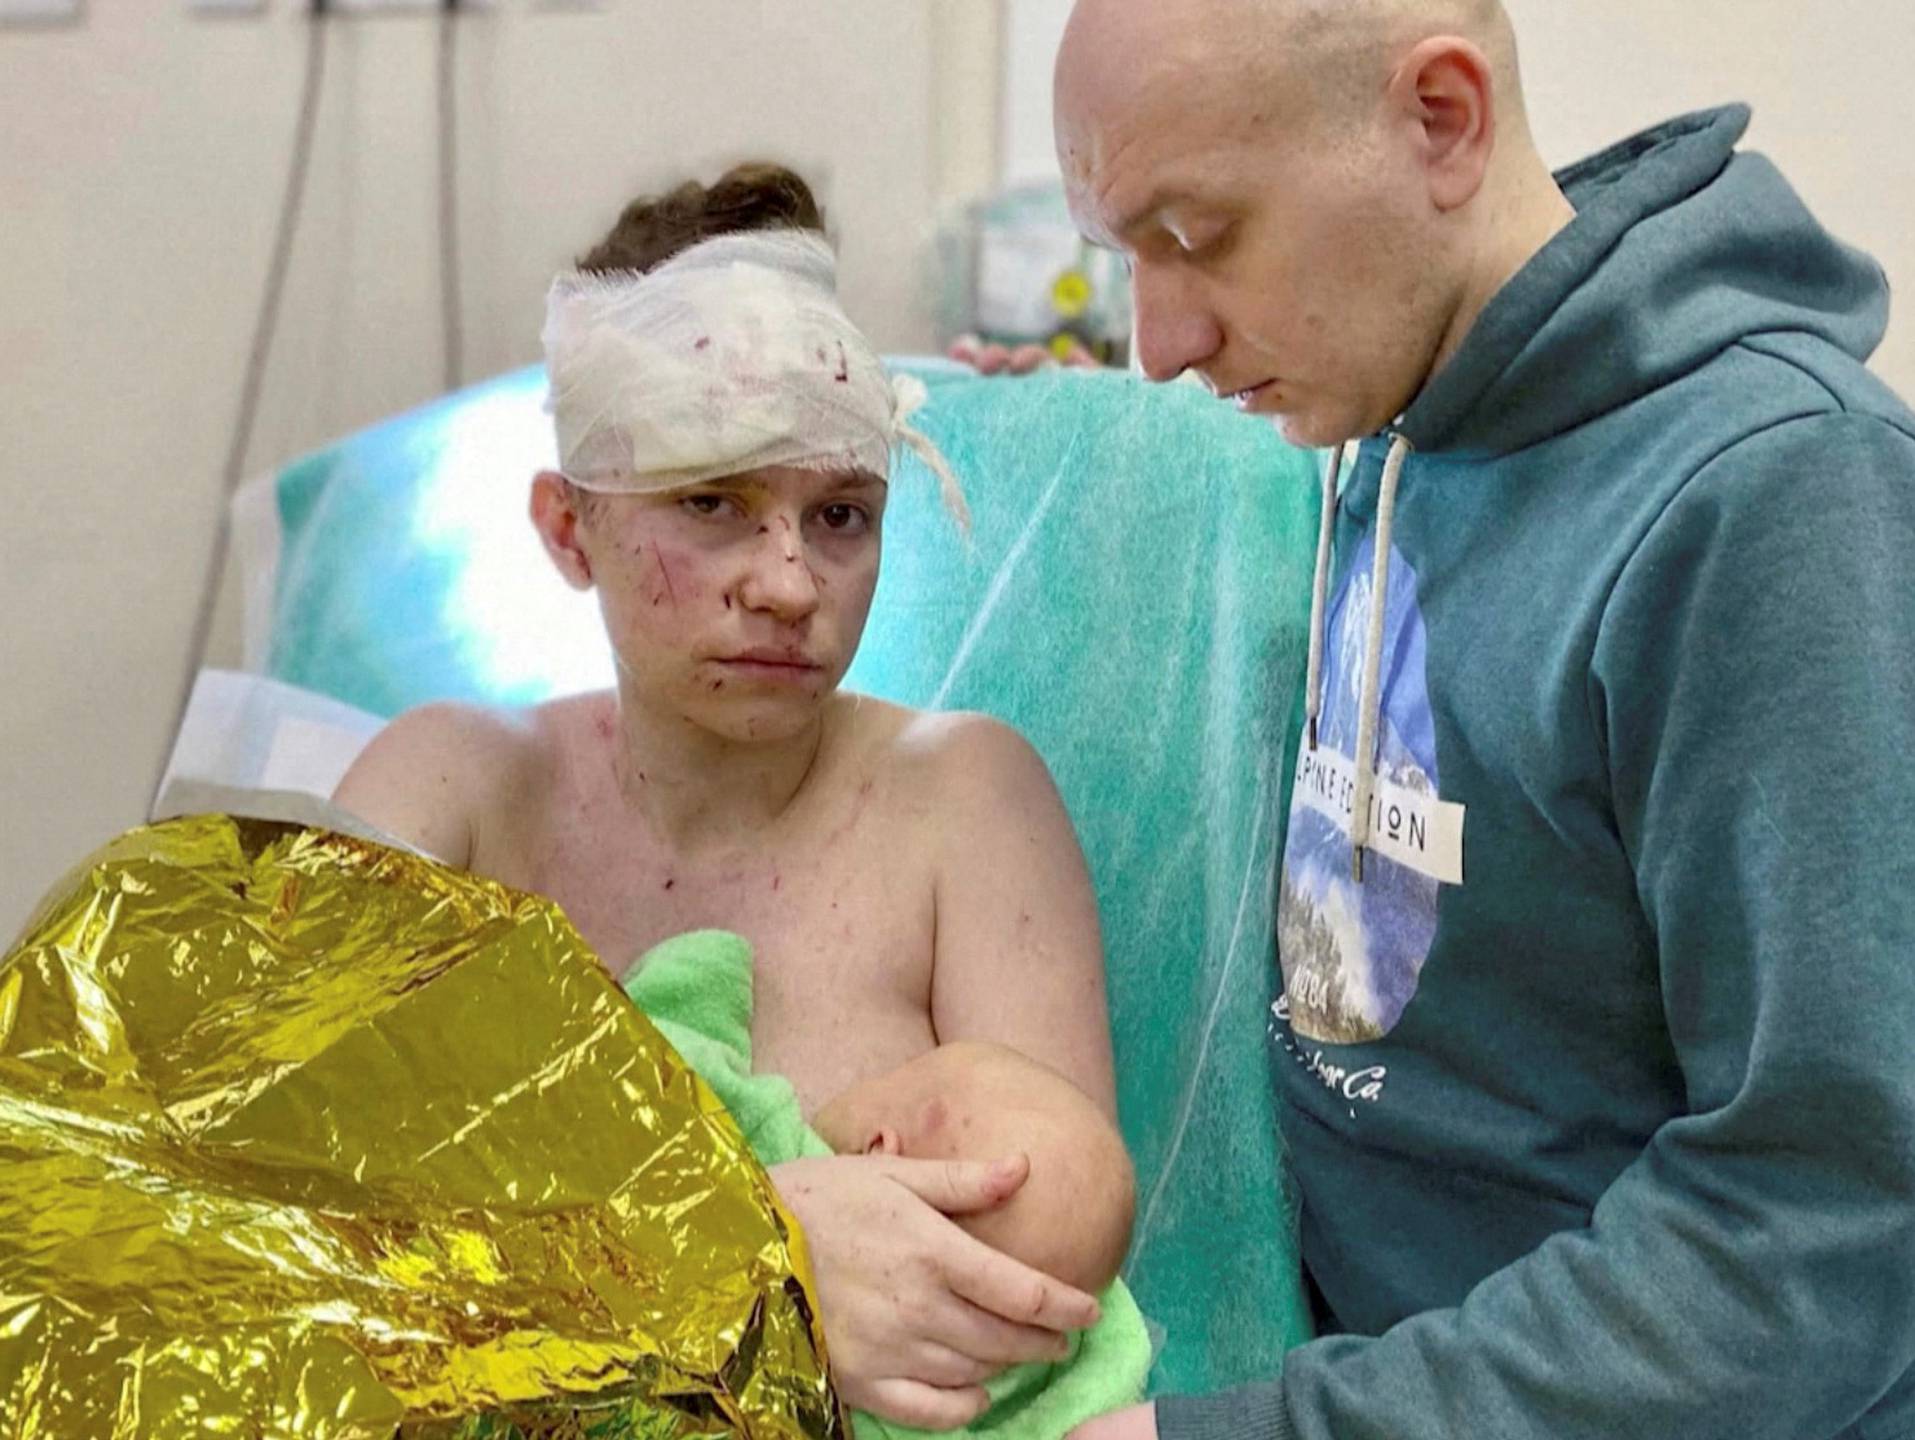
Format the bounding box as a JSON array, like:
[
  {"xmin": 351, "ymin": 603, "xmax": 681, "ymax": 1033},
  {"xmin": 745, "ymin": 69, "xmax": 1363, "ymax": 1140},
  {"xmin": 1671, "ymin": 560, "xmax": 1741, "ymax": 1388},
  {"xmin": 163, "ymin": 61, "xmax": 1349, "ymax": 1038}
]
[{"xmin": 1277, "ymin": 539, "xmax": 1459, "ymax": 1048}]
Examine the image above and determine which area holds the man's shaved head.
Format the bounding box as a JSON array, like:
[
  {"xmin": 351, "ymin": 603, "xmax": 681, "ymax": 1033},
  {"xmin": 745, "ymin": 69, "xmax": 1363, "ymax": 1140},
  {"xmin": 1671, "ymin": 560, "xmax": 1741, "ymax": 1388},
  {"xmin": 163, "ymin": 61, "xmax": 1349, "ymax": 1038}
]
[
  {"xmin": 1276, "ymin": 0, "xmax": 1522, "ymax": 129},
  {"xmin": 1059, "ymin": 0, "xmax": 1520, "ymax": 123},
  {"xmin": 1053, "ymin": 0, "xmax": 1566, "ymax": 445}
]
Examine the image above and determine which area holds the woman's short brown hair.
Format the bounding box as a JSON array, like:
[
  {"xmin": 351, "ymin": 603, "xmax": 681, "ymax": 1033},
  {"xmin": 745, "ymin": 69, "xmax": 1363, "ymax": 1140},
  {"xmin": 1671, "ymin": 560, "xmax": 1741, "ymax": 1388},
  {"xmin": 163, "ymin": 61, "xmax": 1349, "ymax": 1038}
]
[{"xmin": 578, "ymin": 162, "xmax": 826, "ymax": 276}]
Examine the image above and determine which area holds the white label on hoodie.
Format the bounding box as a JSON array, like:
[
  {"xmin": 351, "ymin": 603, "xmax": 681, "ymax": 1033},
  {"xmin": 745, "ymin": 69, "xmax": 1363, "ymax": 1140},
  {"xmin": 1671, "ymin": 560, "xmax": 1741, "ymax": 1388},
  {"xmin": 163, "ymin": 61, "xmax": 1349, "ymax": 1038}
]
[{"xmin": 1293, "ymin": 744, "xmax": 1465, "ymax": 886}]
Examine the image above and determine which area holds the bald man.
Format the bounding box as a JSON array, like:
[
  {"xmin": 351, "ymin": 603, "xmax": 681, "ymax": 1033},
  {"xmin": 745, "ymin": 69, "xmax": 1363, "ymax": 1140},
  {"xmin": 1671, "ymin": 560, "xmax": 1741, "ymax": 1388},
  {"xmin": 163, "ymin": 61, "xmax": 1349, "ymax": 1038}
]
[{"xmin": 1052, "ymin": 3, "xmax": 1915, "ymax": 1439}]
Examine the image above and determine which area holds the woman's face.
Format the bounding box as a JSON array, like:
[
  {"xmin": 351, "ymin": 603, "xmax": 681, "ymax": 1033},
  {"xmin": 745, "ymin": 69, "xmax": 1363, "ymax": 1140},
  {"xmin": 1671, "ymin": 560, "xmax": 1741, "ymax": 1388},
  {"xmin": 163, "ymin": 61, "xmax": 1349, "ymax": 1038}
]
[{"xmin": 536, "ymin": 465, "xmax": 885, "ymax": 744}]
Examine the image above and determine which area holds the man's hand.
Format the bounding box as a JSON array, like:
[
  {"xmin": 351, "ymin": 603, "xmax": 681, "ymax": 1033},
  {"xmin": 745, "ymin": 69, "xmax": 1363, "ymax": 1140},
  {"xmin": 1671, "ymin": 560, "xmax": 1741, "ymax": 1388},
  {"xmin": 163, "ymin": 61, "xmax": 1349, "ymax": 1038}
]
[
  {"xmin": 948, "ymin": 333, "xmax": 1104, "ymax": 375},
  {"xmin": 1068, "ymin": 1401, "xmax": 1160, "ymax": 1439},
  {"xmin": 770, "ymin": 1152, "xmax": 1101, "ymax": 1430}
]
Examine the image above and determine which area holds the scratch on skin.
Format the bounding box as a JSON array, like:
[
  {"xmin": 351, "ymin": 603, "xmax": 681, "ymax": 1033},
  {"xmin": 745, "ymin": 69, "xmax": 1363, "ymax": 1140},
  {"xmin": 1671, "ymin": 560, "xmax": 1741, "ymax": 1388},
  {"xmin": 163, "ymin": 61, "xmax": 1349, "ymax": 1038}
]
[
  {"xmin": 820, "ymin": 780, "xmax": 877, "ymax": 850},
  {"xmin": 651, "ymin": 542, "xmax": 678, "ymax": 608}
]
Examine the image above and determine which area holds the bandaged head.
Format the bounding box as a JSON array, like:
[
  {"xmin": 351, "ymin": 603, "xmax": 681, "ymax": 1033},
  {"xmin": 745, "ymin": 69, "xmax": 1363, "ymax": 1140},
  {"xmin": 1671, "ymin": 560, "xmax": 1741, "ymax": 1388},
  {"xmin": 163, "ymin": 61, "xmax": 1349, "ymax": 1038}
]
[{"xmin": 542, "ymin": 231, "xmax": 967, "ymax": 525}]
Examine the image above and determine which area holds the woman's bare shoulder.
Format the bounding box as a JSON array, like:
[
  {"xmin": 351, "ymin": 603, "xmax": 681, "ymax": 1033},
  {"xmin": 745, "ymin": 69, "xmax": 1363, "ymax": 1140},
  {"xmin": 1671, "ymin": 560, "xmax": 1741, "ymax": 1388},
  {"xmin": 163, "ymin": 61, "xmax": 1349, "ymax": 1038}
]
[
  {"xmin": 888, "ymin": 705, "xmax": 1057, "ymax": 795},
  {"xmin": 841, "ymin": 698, "xmax": 1067, "ymax": 835},
  {"xmin": 332, "ymin": 698, "xmax": 562, "ymax": 864}
]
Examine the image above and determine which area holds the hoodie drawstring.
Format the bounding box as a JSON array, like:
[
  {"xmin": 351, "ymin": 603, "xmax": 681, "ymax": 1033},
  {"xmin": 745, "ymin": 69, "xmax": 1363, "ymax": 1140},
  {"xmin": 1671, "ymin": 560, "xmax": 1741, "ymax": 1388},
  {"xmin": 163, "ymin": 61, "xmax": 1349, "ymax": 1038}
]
[
  {"xmin": 1305, "ymin": 433, "xmax": 1413, "ymax": 884},
  {"xmin": 1304, "ymin": 442, "xmax": 1346, "ymax": 754}
]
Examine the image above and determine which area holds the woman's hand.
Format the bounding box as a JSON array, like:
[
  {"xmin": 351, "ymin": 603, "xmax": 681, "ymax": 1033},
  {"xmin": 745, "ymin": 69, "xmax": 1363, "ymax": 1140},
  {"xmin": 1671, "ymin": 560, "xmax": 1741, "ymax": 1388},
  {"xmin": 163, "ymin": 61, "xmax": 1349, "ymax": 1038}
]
[{"xmin": 770, "ymin": 1152, "xmax": 1102, "ymax": 1430}]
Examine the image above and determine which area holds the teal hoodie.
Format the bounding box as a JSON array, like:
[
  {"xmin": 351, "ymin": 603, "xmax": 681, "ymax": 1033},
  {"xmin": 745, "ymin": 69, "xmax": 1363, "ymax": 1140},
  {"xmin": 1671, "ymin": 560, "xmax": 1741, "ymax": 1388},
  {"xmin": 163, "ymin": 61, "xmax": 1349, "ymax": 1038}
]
[{"xmin": 1163, "ymin": 107, "xmax": 1915, "ymax": 1440}]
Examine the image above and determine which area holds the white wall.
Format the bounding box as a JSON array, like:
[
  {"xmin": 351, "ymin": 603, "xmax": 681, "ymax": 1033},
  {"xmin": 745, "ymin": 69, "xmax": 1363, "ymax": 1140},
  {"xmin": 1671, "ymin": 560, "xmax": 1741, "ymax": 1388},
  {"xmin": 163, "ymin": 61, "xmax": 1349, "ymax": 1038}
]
[
  {"xmin": 1504, "ymin": 0, "xmax": 1913, "ymax": 392},
  {"xmin": 0, "ymin": 1, "xmax": 1001, "ymax": 934},
  {"xmin": 1000, "ymin": 0, "xmax": 1072, "ymax": 185},
  {"xmin": 997, "ymin": 0, "xmax": 1915, "ymax": 393}
]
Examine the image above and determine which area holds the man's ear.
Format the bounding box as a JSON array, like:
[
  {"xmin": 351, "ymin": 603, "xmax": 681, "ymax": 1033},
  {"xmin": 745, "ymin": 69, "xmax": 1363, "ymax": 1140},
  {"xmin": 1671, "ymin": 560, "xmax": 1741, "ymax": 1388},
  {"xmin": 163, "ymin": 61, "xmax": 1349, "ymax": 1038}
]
[
  {"xmin": 1388, "ymin": 35, "xmax": 1496, "ymax": 213},
  {"xmin": 864, "ymin": 1125, "xmax": 904, "ymax": 1158},
  {"xmin": 529, "ymin": 471, "xmax": 595, "ymax": 591}
]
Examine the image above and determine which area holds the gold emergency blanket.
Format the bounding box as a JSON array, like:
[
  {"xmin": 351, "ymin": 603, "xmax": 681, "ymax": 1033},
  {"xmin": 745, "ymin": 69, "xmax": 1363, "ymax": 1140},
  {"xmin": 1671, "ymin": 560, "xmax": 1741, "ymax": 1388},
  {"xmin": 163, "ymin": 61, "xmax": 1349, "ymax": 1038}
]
[{"xmin": 0, "ymin": 815, "xmax": 844, "ymax": 1439}]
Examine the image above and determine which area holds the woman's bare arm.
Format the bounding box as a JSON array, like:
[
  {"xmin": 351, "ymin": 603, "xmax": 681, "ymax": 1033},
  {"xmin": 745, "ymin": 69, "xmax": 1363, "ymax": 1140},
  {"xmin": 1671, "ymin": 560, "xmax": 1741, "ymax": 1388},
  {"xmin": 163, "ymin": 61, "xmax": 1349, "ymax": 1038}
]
[{"xmin": 919, "ymin": 714, "xmax": 1118, "ymax": 1118}]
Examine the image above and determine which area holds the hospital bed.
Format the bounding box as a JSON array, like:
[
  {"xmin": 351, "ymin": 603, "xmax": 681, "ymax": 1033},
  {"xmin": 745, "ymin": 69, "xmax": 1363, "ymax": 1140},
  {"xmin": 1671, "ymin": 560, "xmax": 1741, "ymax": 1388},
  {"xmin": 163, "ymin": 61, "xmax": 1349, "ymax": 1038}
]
[{"xmin": 155, "ymin": 357, "xmax": 1325, "ymax": 1397}]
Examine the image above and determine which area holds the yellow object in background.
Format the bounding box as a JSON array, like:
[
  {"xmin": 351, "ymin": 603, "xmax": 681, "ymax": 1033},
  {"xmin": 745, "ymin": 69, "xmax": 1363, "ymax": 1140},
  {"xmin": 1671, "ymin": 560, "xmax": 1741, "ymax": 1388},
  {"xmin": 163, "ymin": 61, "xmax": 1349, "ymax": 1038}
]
[
  {"xmin": 1050, "ymin": 269, "xmax": 1093, "ymax": 321},
  {"xmin": 0, "ymin": 816, "xmax": 843, "ymax": 1440}
]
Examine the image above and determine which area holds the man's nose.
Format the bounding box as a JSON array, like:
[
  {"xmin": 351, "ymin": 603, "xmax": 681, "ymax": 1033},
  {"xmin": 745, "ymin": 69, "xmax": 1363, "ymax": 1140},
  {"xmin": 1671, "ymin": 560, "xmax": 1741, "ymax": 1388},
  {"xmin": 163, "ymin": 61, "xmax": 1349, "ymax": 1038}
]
[
  {"xmin": 1130, "ymin": 260, "xmax": 1224, "ymax": 384},
  {"xmin": 737, "ymin": 522, "xmax": 822, "ymax": 622}
]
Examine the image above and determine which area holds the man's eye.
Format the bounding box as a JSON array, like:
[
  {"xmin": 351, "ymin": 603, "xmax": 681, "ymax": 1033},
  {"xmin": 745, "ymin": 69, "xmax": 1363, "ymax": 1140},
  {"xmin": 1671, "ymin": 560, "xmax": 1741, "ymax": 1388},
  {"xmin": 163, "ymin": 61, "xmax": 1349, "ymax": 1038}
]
[
  {"xmin": 1174, "ymin": 220, "xmax": 1232, "ymax": 259},
  {"xmin": 681, "ymin": 494, "xmax": 734, "ymax": 518}
]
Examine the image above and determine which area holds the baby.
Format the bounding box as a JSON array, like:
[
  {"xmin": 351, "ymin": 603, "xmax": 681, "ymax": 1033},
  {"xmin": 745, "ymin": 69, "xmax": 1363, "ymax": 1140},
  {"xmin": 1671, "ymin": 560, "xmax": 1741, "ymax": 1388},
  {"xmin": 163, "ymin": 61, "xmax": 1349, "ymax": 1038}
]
[
  {"xmin": 814, "ymin": 1041, "xmax": 1135, "ymax": 1296},
  {"xmin": 626, "ymin": 930, "xmax": 1150, "ymax": 1438}
]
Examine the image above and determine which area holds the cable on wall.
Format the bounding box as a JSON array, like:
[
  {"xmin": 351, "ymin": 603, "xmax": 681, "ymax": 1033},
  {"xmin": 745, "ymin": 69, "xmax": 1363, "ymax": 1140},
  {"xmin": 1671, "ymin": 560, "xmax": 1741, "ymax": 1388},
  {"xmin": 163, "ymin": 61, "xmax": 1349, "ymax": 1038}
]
[
  {"xmin": 438, "ymin": 0, "xmax": 465, "ymax": 392},
  {"xmin": 152, "ymin": 3, "xmax": 330, "ymax": 813}
]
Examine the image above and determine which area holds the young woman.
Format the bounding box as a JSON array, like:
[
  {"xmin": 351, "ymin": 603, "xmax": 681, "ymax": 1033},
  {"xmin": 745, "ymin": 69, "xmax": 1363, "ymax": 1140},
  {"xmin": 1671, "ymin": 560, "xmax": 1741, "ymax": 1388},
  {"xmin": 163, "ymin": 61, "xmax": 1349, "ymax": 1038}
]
[{"xmin": 335, "ymin": 164, "xmax": 1120, "ymax": 1431}]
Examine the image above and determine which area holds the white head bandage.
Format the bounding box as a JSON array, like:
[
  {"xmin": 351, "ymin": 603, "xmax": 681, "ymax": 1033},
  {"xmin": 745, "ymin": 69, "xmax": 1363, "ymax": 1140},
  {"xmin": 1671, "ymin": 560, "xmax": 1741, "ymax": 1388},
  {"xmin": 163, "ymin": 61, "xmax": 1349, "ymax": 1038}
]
[{"xmin": 541, "ymin": 231, "xmax": 967, "ymax": 526}]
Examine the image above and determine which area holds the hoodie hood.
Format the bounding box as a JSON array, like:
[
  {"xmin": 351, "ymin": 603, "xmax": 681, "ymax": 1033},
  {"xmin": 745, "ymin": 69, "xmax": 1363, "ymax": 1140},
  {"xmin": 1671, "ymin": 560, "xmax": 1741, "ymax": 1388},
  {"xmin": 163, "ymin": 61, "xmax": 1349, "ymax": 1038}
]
[
  {"xmin": 1312, "ymin": 105, "xmax": 1895, "ymax": 881},
  {"xmin": 1398, "ymin": 105, "xmax": 1891, "ymax": 457}
]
